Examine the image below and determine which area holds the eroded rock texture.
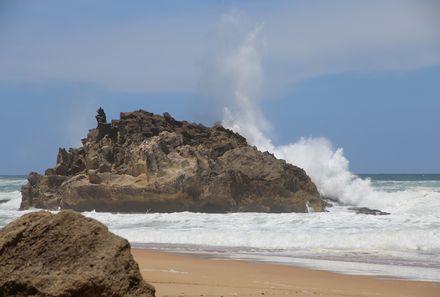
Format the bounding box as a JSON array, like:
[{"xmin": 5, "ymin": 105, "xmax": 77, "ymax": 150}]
[
  {"xmin": 0, "ymin": 210, "xmax": 155, "ymax": 297},
  {"xmin": 21, "ymin": 109, "xmax": 323, "ymax": 213}
]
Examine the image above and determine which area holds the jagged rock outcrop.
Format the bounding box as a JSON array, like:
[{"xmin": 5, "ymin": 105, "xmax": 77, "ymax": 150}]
[
  {"xmin": 21, "ymin": 108, "xmax": 324, "ymax": 213},
  {"xmin": 0, "ymin": 211, "xmax": 155, "ymax": 297}
]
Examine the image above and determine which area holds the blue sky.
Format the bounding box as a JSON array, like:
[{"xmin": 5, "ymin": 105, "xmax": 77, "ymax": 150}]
[{"xmin": 0, "ymin": 0, "xmax": 439, "ymax": 174}]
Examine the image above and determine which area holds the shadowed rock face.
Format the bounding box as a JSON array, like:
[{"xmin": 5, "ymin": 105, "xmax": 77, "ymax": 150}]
[
  {"xmin": 0, "ymin": 211, "xmax": 155, "ymax": 297},
  {"xmin": 21, "ymin": 109, "xmax": 323, "ymax": 213}
]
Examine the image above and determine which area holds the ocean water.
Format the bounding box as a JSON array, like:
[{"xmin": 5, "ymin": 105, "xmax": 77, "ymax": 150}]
[{"xmin": 1, "ymin": 174, "xmax": 439, "ymax": 282}]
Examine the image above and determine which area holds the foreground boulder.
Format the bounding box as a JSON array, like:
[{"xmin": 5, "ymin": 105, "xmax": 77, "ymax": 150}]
[
  {"xmin": 0, "ymin": 211, "xmax": 155, "ymax": 297},
  {"xmin": 21, "ymin": 108, "xmax": 323, "ymax": 213}
]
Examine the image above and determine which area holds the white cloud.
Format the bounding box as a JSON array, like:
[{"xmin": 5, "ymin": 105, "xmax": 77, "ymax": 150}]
[
  {"xmin": 260, "ymin": 0, "xmax": 440, "ymax": 96},
  {"xmin": 0, "ymin": 15, "xmax": 207, "ymax": 93},
  {"xmin": 0, "ymin": 0, "xmax": 438, "ymax": 96}
]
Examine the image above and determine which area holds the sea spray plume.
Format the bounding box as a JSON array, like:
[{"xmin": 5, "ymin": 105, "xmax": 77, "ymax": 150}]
[
  {"xmin": 272, "ymin": 138, "xmax": 376, "ymax": 206},
  {"xmin": 215, "ymin": 15, "xmax": 379, "ymax": 208},
  {"xmin": 199, "ymin": 11, "xmax": 270, "ymax": 140},
  {"xmin": 214, "ymin": 18, "xmax": 273, "ymax": 150}
]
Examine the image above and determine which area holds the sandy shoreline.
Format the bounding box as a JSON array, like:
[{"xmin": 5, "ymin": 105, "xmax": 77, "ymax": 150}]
[{"xmin": 132, "ymin": 248, "xmax": 439, "ymax": 297}]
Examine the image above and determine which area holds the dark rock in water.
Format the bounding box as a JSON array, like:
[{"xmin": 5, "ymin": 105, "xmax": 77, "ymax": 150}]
[
  {"xmin": 322, "ymin": 200, "xmax": 333, "ymax": 208},
  {"xmin": 321, "ymin": 195, "xmax": 389, "ymax": 215},
  {"xmin": 322, "ymin": 196, "xmax": 340, "ymax": 203},
  {"xmin": 321, "ymin": 196, "xmax": 339, "ymax": 208},
  {"xmin": 0, "ymin": 210, "xmax": 155, "ymax": 297},
  {"xmin": 0, "ymin": 199, "xmax": 9, "ymax": 204},
  {"xmin": 21, "ymin": 108, "xmax": 324, "ymax": 213},
  {"xmin": 349, "ymin": 207, "xmax": 390, "ymax": 215}
]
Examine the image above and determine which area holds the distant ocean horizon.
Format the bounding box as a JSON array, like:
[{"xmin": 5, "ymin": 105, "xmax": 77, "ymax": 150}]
[{"xmin": 1, "ymin": 174, "xmax": 440, "ymax": 282}]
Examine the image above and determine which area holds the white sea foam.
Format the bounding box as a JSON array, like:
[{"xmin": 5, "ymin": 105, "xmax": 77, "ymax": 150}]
[
  {"xmin": 84, "ymin": 204, "xmax": 440, "ymax": 281},
  {"xmin": 82, "ymin": 210, "xmax": 440, "ymax": 253},
  {"xmin": 0, "ymin": 190, "xmax": 22, "ymax": 210},
  {"xmin": 1, "ymin": 175, "xmax": 440, "ymax": 281}
]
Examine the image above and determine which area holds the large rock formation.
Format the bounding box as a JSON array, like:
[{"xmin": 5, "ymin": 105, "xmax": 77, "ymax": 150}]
[
  {"xmin": 21, "ymin": 108, "xmax": 324, "ymax": 213},
  {"xmin": 0, "ymin": 210, "xmax": 155, "ymax": 297}
]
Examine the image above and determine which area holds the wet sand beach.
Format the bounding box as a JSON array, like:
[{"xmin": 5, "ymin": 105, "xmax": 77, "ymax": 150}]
[{"xmin": 133, "ymin": 248, "xmax": 440, "ymax": 297}]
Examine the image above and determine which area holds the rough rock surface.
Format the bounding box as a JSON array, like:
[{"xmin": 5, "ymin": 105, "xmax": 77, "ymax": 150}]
[
  {"xmin": 348, "ymin": 207, "xmax": 390, "ymax": 215},
  {"xmin": 0, "ymin": 210, "xmax": 155, "ymax": 297},
  {"xmin": 21, "ymin": 108, "xmax": 323, "ymax": 213}
]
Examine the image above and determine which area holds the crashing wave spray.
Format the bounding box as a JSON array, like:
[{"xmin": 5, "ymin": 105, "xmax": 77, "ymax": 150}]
[{"xmin": 216, "ymin": 20, "xmax": 378, "ymax": 208}]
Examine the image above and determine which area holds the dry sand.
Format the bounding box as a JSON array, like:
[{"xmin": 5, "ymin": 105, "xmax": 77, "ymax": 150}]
[{"xmin": 132, "ymin": 248, "xmax": 439, "ymax": 297}]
